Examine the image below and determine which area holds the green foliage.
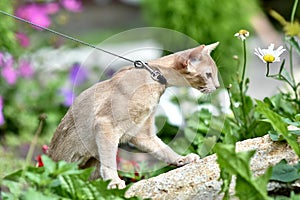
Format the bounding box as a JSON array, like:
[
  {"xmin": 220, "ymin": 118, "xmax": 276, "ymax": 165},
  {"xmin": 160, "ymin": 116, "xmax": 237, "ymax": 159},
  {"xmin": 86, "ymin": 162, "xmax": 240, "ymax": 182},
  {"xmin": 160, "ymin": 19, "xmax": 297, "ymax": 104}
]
[
  {"xmin": 256, "ymin": 100, "xmax": 300, "ymax": 157},
  {"xmin": 225, "ymin": 38, "xmax": 272, "ymax": 141},
  {"xmin": 2, "ymin": 155, "xmax": 138, "ymax": 200},
  {"xmin": 274, "ymin": 192, "xmax": 300, "ymax": 200},
  {"xmin": 0, "ymin": 0, "xmax": 19, "ymax": 55},
  {"xmin": 214, "ymin": 144, "xmax": 272, "ymax": 200},
  {"xmin": 184, "ymin": 108, "xmax": 225, "ymax": 157},
  {"xmin": 119, "ymin": 160, "xmax": 175, "ymax": 184},
  {"xmin": 270, "ymin": 159, "xmax": 300, "ymax": 183},
  {"xmin": 1, "ymin": 71, "xmax": 68, "ymax": 136},
  {"xmin": 142, "ymin": 0, "xmax": 260, "ymax": 85}
]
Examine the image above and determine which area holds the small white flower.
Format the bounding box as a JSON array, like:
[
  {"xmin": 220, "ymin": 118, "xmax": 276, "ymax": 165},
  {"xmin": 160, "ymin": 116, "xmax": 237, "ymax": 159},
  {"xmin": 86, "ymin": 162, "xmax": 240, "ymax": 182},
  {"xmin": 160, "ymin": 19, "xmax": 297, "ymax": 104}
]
[
  {"xmin": 254, "ymin": 43, "xmax": 286, "ymax": 63},
  {"xmin": 234, "ymin": 30, "xmax": 250, "ymax": 40}
]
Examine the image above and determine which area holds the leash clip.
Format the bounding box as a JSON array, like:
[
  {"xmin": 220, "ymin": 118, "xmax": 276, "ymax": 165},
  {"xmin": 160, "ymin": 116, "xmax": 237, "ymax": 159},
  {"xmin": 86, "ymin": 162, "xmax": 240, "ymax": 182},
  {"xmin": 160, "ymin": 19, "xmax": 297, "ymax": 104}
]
[{"xmin": 134, "ymin": 60, "xmax": 167, "ymax": 85}]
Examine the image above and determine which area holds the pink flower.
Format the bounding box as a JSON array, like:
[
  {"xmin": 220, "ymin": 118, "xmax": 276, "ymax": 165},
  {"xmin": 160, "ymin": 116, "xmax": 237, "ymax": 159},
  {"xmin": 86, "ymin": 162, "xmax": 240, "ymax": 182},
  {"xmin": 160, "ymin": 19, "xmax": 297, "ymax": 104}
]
[
  {"xmin": 0, "ymin": 96, "xmax": 4, "ymax": 126},
  {"xmin": 18, "ymin": 60, "xmax": 34, "ymax": 78},
  {"xmin": 60, "ymin": 0, "xmax": 82, "ymax": 12},
  {"xmin": 16, "ymin": 32, "xmax": 30, "ymax": 48},
  {"xmin": 42, "ymin": 145, "xmax": 49, "ymax": 154},
  {"xmin": 43, "ymin": 2, "xmax": 60, "ymax": 14},
  {"xmin": 1, "ymin": 57, "xmax": 18, "ymax": 85},
  {"xmin": 35, "ymin": 145, "xmax": 49, "ymax": 167},
  {"xmin": 15, "ymin": 4, "xmax": 51, "ymax": 29}
]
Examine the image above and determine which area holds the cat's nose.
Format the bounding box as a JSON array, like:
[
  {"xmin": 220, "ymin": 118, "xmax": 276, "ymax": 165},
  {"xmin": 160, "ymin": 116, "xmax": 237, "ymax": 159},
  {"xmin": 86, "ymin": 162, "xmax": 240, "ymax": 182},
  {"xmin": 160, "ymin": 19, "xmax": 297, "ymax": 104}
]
[{"xmin": 215, "ymin": 84, "xmax": 220, "ymax": 89}]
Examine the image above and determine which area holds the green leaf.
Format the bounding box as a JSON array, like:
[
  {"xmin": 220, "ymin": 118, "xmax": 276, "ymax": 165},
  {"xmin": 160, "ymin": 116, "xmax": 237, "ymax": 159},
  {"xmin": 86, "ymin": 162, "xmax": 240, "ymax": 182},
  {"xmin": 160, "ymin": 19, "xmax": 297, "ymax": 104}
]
[
  {"xmin": 295, "ymin": 114, "xmax": 300, "ymax": 121},
  {"xmin": 90, "ymin": 179, "xmax": 139, "ymax": 200},
  {"xmin": 253, "ymin": 121, "xmax": 272, "ymax": 137},
  {"xmin": 197, "ymin": 136, "xmax": 216, "ymax": 157},
  {"xmin": 256, "ymin": 100, "xmax": 300, "ymax": 157},
  {"xmin": 3, "ymin": 169, "xmax": 23, "ymax": 181},
  {"xmin": 218, "ymin": 167, "xmax": 232, "ymax": 199},
  {"xmin": 244, "ymin": 95, "xmax": 254, "ymax": 116},
  {"xmin": 2, "ymin": 180, "xmax": 23, "ymax": 198},
  {"xmin": 286, "ymin": 36, "xmax": 300, "ymax": 55},
  {"xmin": 184, "ymin": 127, "xmax": 197, "ymax": 143},
  {"xmin": 270, "ymin": 159, "xmax": 300, "ymax": 182},
  {"xmin": 214, "ymin": 144, "xmax": 271, "ymax": 200},
  {"xmin": 268, "ymin": 130, "xmax": 284, "ymax": 141},
  {"xmin": 281, "ymin": 68, "xmax": 294, "ymax": 86},
  {"xmin": 283, "ymin": 118, "xmax": 300, "ymax": 127},
  {"xmin": 42, "ymin": 155, "xmax": 57, "ymax": 174},
  {"xmin": 22, "ymin": 188, "xmax": 59, "ymax": 200},
  {"xmin": 290, "ymin": 130, "xmax": 300, "ymax": 135}
]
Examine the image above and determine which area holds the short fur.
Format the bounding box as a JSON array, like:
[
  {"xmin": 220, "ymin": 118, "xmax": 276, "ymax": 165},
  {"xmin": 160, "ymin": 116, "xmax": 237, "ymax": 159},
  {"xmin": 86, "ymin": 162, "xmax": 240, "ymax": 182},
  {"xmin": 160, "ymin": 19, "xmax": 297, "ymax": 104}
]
[{"xmin": 48, "ymin": 42, "xmax": 220, "ymax": 189}]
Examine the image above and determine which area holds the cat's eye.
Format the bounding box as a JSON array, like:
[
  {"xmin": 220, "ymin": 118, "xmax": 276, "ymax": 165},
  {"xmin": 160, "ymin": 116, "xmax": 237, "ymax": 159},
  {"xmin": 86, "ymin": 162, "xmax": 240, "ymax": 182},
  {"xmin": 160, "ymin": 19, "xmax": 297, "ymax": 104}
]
[{"xmin": 206, "ymin": 72, "xmax": 212, "ymax": 79}]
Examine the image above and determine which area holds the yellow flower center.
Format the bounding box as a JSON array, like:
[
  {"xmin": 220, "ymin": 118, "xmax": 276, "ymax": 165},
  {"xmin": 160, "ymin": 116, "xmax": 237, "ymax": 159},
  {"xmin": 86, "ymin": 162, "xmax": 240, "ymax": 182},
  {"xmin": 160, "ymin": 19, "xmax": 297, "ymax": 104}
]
[
  {"xmin": 238, "ymin": 29, "xmax": 249, "ymax": 36},
  {"xmin": 284, "ymin": 22, "xmax": 300, "ymax": 37},
  {"xmin": 263, "ymin": 54, "xmax": 275, "ymax": 63}
]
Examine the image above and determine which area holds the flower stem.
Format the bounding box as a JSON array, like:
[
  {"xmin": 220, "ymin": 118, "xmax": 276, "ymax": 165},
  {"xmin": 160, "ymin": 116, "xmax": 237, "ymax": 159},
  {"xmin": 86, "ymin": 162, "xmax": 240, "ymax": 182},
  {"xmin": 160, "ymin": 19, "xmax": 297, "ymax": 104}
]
[
  {"xmin": 241, "ymin": 40, "xmax": 247, "ymax": 87},
  {"xmin": 289, "ymin": 44, "xmax": 297, "ymax": 91},
  {"xmin": 266, "ymin": 63, "xmax": 270, "ymax": 76},
  {"xmin": 22, "ymin": 114, "xmax": 47, "ymax": 177},
  {"xmin": 239, "ymin": 39, "xmax": 248, "ymax": 134},
  {"xmin": 226, "ymin": 87, "xmax": 241, "ymax": 126},
  {"xmin": 290, "ymin": 0, "xmax": 299, "ymax": 101},
  {"xmin": 291, "ymin": 0, "xmax": 299, "ymax": 23}
]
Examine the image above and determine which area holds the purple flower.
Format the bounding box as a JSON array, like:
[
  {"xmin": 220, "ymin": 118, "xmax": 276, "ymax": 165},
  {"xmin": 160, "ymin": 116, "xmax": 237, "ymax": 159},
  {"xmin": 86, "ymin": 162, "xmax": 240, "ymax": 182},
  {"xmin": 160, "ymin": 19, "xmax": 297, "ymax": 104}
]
[
  {"xmin": 0, "ymin": 96, "xmax": 4, "ymax": 126},
  {"xmin": 60, "ymin": 88, "xmax": 75, "ymax": 107},
  {"xmin": 69, "ymin": 63, "xmax": 88, "ymax": 86},
  {"xmin": 18, "ymin": 60, "xmax": 34, "ymax": 78},
  {"xmin": 16, "ymin": 4, "xmax": 51, "ymax": 29},
  {"xmin": 104, "ymin": 68, "xmax": 116, "ymax": 78},
  {"xmin": 1, "ymin": 57, "xmax": 18, "ymax": 85},
  {"xmin": 16, "ymin": 32, "xmax": 30, "ymax": 48},
  {"xmin": 60, "ymin": 0, "xmax": 82, "ymax": 12}
]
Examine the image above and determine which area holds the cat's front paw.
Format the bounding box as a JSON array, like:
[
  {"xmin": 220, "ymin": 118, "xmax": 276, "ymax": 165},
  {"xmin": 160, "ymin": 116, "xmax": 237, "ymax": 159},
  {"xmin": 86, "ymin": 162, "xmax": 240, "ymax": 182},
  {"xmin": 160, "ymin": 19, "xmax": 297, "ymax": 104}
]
[
  {"xmin": 176, "ymin": 153, "xmax": 200, "ymax": 166},
  {"xmin": 107, "ymin": 178, "xmax": 126, "ymax": 189}
]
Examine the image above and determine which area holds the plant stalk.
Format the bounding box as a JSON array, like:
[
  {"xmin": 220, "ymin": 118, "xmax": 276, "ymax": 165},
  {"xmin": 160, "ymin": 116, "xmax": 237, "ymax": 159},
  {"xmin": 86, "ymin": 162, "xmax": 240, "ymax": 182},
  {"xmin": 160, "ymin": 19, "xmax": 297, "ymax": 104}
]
[
  {"xmin": 239, "ymin": 39, "xmax": 248, "ymax": 133},
  {"xmin": 291, "ymin": 0, "xmax": 299, "ymax": 23},
  {"xmin": 241, "ymin": 40, "xmax": 247, "ymax": 87},
  {"xmin": 266, "ymin": 63, "xmax": 270, "ymax": 76},
  {"xmin": 22, "ymin": 114, "xmax": 47, "ymax": 178}
]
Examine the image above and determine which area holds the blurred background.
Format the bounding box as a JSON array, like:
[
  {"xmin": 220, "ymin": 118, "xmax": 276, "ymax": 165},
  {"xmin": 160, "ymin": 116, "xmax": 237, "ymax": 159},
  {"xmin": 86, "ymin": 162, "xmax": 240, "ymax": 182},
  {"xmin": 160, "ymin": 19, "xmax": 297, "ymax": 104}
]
[{"xmin": 0, "ymin": 0, "xmax": 299, "ymax": 178}]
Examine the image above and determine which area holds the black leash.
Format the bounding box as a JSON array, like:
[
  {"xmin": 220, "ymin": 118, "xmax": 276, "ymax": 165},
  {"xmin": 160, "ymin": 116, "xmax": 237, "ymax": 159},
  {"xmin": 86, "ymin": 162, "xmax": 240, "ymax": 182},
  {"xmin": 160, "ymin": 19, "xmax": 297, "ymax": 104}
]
[{"xmin": 0, "ymin": 10, "xmax": 167, "ymax": 85}]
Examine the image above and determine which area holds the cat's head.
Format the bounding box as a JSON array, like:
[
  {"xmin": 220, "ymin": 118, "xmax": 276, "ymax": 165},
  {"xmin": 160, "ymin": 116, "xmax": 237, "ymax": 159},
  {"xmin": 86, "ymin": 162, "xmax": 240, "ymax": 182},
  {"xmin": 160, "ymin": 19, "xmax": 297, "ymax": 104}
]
[{"xmin": 174, "ymin": 42, "xmax": 220, "ymax": 94}]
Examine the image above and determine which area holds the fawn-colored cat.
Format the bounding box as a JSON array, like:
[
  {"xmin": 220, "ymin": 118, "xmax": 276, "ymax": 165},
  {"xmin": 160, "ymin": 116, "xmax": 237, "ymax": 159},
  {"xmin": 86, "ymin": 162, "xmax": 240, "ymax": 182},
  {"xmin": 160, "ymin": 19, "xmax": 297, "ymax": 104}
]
[{"xmin": 48, "ymin": 42, "xmax": 220, "ymax": 189}]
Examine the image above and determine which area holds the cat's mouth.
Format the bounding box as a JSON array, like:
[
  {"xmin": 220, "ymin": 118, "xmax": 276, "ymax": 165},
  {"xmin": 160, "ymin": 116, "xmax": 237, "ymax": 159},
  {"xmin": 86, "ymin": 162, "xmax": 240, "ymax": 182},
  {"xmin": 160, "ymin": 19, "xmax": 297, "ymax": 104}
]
[{"xmin": 198, "ymin": 87, "xmax": 215, "ymax": 94}]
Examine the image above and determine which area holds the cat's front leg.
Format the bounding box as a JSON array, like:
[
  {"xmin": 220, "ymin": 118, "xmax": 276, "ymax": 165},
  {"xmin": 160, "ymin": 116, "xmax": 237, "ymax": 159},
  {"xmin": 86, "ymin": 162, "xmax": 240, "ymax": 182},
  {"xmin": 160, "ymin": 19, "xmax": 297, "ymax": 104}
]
[
  {"xmin": 100, "ymin": 166, "xmax": 126, "ymax": 189},
  {"xmin": 130, "ymin": 134, "xmax": 200, "ymax": 166},
  {"xmin": 175, "ymin": 153, "xmax": 200, "ymax": 166},
  {"xmin": 95, "ymin": 121, "xmax": 125, "ymax": 189}
]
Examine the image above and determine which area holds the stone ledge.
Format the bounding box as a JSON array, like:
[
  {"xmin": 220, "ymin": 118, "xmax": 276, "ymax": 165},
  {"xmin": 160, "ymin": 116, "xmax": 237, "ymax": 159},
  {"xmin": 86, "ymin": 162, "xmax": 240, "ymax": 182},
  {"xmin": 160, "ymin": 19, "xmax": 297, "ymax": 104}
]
[{"xmin": 125, "ymin": 134, "xmax": 299, "ymax": 200}]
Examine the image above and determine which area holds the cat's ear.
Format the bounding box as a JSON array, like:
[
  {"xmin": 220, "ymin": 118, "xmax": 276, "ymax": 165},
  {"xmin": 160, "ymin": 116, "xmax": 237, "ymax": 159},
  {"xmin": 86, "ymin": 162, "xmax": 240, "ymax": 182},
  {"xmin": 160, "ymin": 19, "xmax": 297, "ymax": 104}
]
[
  {"xmin": 202, "ymin": 42, "xmax": 219, "ymax": 54},
  {"xmin": 188, "ymin": 45, "xmax": 205, "ymax": 61},
  {"xmin": 174, "ymin": 53, "xmax": 189, "ymax": 70}
]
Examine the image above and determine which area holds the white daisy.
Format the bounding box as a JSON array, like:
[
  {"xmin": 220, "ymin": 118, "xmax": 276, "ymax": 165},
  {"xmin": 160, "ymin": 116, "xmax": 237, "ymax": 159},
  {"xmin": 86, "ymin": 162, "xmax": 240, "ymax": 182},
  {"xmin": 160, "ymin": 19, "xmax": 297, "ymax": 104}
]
[
  {"xmin": 254, "ymin": 43, "xmax": 286, "ymax": 63},
  {"xmin": 234, "ymin": 30, "xmax": 250, "ymax": 40}
]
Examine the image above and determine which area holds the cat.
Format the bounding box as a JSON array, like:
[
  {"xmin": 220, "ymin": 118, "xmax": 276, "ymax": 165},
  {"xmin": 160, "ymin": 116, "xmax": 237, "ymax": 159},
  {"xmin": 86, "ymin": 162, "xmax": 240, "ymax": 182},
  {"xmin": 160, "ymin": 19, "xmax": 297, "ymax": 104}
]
[{"xmin": 48, "ymin": 42, "xmax": 220, "ymax": 189}]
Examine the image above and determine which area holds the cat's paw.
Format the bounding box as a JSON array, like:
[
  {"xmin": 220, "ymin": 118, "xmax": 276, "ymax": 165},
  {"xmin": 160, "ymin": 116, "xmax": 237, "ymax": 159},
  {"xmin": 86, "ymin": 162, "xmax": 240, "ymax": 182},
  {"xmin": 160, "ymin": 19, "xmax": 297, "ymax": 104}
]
[
  {"xmin": 176, "ymin": 153, "xmax": 200, "ymax": 166},
  {"xmin": 107, "ymin": 178, "xmax": 126, "ymax": 189}
]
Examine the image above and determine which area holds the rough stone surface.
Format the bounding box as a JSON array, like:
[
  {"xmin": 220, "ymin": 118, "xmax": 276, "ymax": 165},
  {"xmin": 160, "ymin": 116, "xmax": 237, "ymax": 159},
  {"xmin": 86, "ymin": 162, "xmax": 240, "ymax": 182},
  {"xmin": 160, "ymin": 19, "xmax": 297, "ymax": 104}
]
[{"xmin": 125, "ymin": 135, "xmax": 299, "ymax": 200}]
